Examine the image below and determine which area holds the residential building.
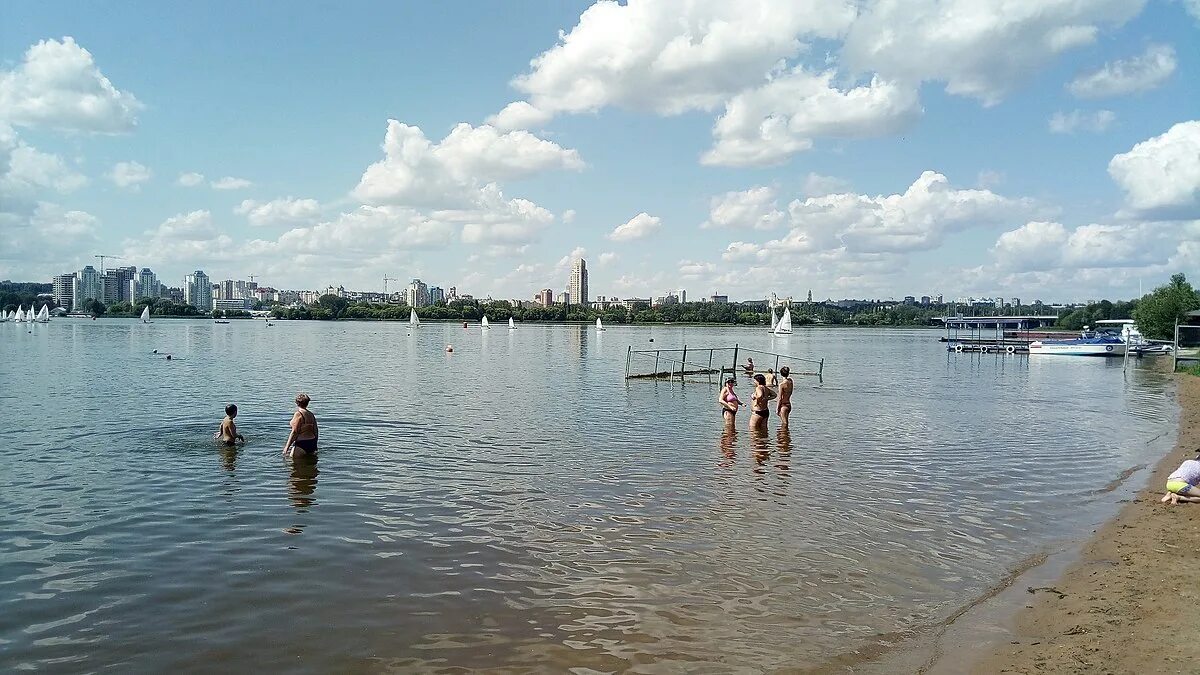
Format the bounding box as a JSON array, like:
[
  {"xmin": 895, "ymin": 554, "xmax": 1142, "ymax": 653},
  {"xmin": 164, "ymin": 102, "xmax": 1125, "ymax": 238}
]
[
  {"xmin": 405, "ymin": 278, "xmax": 430, "ymax": 307},
  {"xmin": 215, "ymin": 298, "xmax": 249, "ymax": 311},
  {"xmin": 676, "ymin": 289, "xmax": 686, "ymax": 304},
  {"xmin": 568, "ymin": 258, "xmax": 588, "ymax": 306},
  {"xmin": 429, "ymin": 286, "xmax": 445, "ymax": 304},
  {"xmin": 1011, "ymin": 297, "xmax": 1021, "ymax": 308},
  {"xmin": 102, "ymin": 266, "xmax": 137, "ymax": 304},
  {"xmin": 710, "ymin": 294, "xmax": 728, "ymax": 304},
  {"xmin": 135, "ymin": 268, "xmax": 160, "ymax": 300},
  {"xmin": 447, "ymin": 286, "xmax": 458, "ymax": 302},
  {"xmin": 920, "ymin": 295, "xmax": 931, "ymax": 305},
  {"xmin": 903, "ymin": 296, "xmax": 916, "ymax": 305},
  {"xmin": 52, "ymin": 273, "xmax": 74, "ymax": 309},
  {"xmin": 185, "ymin": 270, "xmax": 213, "ymax": 311},
  {"xmin": 557, "ymin": 291, "xmax": 570, "ymax": 305},
  {"xmin": 71, "ymin": 265, "xmax": 102, "ymax": 311},
  {"xmin": 536, "ymin": 288, "xmax": 554, "ymax": 306}
]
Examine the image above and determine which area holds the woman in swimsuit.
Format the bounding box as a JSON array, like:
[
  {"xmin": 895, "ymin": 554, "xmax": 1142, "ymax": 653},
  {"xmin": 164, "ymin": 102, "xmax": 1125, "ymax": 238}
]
[
  {"xmin": 718, "ymin": 378, "xmax": 740, "ymax": 425},
  {"xmin": 283, "ymin": 392, "xmax": 319, "ymax": 457},
  {"xmin": 749, "ymin": 373, "xmax": 776, "ymax": 431}
]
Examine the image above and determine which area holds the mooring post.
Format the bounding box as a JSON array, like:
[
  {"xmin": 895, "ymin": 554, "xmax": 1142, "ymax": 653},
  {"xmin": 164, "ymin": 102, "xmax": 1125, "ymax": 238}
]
[
  {"xmin": 625, "ymin": 346, "xmax": 631, "ymax": 379},
  {"xmin": 819, "ymin": 358, "xmax": 824, "ymax": 377},
  {"xmin": 682, "ymin": 345, "xmax": 687, "ymax": 377},
  {"xmin": 732, "ymin": 343, "xmax": 739, "ymax": 374},
  {"xmin": 654, "ymin": 350, "xmax": 659, "ymax": 379}
]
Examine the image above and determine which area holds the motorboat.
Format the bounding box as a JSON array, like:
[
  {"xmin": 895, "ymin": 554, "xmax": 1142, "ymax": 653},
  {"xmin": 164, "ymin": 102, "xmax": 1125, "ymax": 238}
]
[{"xmin": 1029, "ymin": 333, "xmax": 1126, "ymax": 356}]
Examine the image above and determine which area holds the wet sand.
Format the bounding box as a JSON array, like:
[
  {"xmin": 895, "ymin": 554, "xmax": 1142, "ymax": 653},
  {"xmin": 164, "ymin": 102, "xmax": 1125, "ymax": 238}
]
[{"xmin": 976, "ymin": 374, "xmax": 1200, "ymax": 674}]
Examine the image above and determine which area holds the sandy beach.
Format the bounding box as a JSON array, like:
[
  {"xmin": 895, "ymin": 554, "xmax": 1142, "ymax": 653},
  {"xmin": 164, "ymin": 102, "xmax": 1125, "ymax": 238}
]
[{"xmin": 977, "ymin": 374, "xmax": 1200, "ymax": 674}]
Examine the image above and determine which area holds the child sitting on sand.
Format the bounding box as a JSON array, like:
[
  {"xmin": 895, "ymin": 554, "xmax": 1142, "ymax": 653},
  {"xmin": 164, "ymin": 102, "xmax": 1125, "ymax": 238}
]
[{"xmin": 1161, "ymin": 451, "xmax": 1200, "ymax": 504}]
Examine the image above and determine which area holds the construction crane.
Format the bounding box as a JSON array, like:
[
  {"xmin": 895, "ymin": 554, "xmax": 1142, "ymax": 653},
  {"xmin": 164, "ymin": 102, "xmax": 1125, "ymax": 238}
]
[
  {"xmin": 94, "ymin": 254, "xmax": 122, "ymax": 274},
  {"xmin": 383, "ymin": 276, "xmax": 398, "ymax": 302}
]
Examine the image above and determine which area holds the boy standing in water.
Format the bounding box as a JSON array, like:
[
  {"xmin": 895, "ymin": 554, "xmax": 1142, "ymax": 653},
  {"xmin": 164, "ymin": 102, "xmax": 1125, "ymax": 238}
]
[{"xmin": 216, "ymin": 404, "xmax": 246, "ymax": 446}]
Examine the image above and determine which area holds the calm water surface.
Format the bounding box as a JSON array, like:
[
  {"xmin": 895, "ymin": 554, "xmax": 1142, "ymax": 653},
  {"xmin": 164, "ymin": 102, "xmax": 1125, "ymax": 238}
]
[{"xmin": 0, "ymin": 320, "xmax": 1175, "ymax": 671}]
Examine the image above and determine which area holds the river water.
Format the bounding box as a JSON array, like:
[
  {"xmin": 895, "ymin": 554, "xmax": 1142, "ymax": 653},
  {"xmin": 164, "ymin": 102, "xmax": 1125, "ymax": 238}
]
[{"xmin": 0, "ymin": 320, "xmax": 1175, "ymax": 671}]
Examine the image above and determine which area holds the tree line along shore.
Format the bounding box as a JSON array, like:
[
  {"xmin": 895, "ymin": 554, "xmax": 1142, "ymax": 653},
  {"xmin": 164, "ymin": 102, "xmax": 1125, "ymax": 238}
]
[{"xmin": 4, "ymin": 273, "xmax": 1198, "ymax": 340}]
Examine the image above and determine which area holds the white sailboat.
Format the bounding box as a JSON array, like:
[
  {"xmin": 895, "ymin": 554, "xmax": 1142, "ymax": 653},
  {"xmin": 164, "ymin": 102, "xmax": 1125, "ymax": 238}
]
[
  {"xmin": 36, "ymin": 305, "xmax": 50, "ymax": 323},
  {"xmin": 596, "ymin": 317, "xmax": 606, "ymax": 331},
  {"xmin": 769, "ymin": 307, "xmax": 778, "ymax": 331},
  {"xmin": 0, "ymin": 309, "xmax": 8, "ymax": 322},
  {"xmin": 508, "ymin": 317, "xmax": 515, "ymax": 330},
  {"xmin": 481, "ymin": 315, "xmax": 490, "ymax": 330},
  {"xmin": 773, "ymin": 306, "xmax": 793, "ymax": 335},
  {"xmin": 140, "ymin": 305, "xmax": 151, "ymax": 323},
  {"xmin": 409, "ymin": 308, "xmax": 420, "ymax": 328},
  {"xmin": 15, "ymin": 305, "xmax": 25, "ymax": 322}
]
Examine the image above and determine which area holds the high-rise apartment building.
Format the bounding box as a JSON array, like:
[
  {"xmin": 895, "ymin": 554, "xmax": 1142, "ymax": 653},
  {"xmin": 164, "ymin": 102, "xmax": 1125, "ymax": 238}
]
[
  {"xmin": 568, "ymin": 258, "xmax": 588, "ymax": 306},
  {"xmin": 102, "ymin": 266, "xmax": 138, "ymax": 303},
  {"xmin": 406, "ymin": 279, "xmax": 430, "ymax": 307},
  {"xmin": 185, "ymin": 270, "xmax": 213, "ymax": 311},
  {"xmin": 135, "ymin": 268, "xmax": 160, "ymax": 300},
  {"xmin": 72, "ymin": 265, "xmax": 102, "ymax": 311},
  {"xmin": 52, "ymin": 273, "xmax": 74, "ymax": 309},
  {"xmin": 536, "ymin": 289, "xmax": 554, "ymax": 306},
  {"xmin": 676, "ymin": 289, "xmax": 686, "ymax": 304},
  {"xmin": 428, "ymin": 286, "xmax": 445, "ymax": 305}
]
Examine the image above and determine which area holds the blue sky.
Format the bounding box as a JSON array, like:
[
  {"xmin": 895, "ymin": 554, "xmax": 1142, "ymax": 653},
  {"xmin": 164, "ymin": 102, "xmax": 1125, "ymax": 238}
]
[{"xmin": 2, "ymin": 0, "xmax": 1198, "ymax": 302}]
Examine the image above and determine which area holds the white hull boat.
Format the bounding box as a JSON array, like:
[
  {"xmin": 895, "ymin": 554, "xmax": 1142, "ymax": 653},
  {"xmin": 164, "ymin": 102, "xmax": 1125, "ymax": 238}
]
[{"xmin": 1029, "ymin": 338, "xmax": 1126, "ymax": 356}]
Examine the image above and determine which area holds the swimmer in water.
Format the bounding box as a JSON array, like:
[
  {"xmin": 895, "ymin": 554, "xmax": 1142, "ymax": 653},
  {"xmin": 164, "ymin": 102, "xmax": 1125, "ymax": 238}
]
[
  {"xmin": 718, "ymin": 378, "xmax": 740, "ymax": 426},
  {"xmin": 215, "ymin": 404, "xmax": 246, "ymax": 446},
  {"xmin": 742, "ymin": 357, "xmax": 755, "ymax": 374},
  {"xmin": 749, "ymin": 373, "xmax": 776, "ymax": 431},
  {"xmin": 283, "ymin": 393, "xmax": 319, "ymax": 457},
  {"xmin": 764, "ymin": 368, "xmax": 778, "ymax": 389},
  {"xmin": 777, "ymin": 366, "xmax": 793, "ymax": 430}
]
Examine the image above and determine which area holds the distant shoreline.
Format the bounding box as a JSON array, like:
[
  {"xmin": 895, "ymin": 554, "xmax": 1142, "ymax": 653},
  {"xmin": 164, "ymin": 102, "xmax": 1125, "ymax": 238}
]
[{"xmin": 63, "ymin": 315, "xmax": 971, "ymax": 329}]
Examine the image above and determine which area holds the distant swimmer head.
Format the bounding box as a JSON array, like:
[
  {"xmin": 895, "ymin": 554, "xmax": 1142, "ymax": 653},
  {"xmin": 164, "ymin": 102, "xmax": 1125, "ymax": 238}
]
[
  {"xmin": 446, "ymin": 345, "xmax": 454, "ymax": 352},
  {"xmin": 152, "ymin": 349, "xmax": 158, "ymax": 354},
  {"xmin": 295, "ymin": 393, "xmax": 311, "ymax": 409},
  {"xmin": 753, "ymin": 374, "xmax": 766, "ymax": 385},
  {"xmin": 779, "ymin": 366, "xmax": 790, "ymax": 377},
  {"xmin": 166, "ymin": 354, "xmax": 172, "ymax": 360},
  {"xmin": 225, "ymin": 403, "xmax": 237, "ymax": 417}
]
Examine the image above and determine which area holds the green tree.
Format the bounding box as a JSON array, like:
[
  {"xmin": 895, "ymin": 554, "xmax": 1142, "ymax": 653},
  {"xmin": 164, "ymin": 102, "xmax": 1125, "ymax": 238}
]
[{"xmin": 1134, "ymin": 273, "xmax": 1200, "ymax": 340}]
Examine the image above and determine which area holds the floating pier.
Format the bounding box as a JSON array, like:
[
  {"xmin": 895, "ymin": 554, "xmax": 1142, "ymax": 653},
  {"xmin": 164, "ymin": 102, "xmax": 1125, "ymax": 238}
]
[
  {"xmin": 624, "ymin": 344, "xmax": 824, "ymax": 383},
  {"xmin": 938, "ymin": 316, "xmax": 1047, "ymax": 355}
]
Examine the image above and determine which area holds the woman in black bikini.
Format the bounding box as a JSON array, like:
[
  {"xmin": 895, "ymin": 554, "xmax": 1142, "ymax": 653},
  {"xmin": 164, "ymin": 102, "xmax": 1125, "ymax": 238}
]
[
  {"xmin": 283, "ymin": 393, "xmax": 319, "ymax": 457},
  {"xmin": 749, "ymin": 373, "xmax": 776, "ymax": 431}
]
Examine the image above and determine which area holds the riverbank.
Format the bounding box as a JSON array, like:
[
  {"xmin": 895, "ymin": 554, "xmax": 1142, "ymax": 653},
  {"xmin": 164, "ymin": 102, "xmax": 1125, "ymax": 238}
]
[{"xmin": 976, "ymin": 373, "xmax": 1200, "ymax": 673}]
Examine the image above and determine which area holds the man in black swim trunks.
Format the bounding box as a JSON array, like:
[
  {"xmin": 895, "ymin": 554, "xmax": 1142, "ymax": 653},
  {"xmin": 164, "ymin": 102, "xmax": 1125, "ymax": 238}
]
[{"xmin": 216, "ymin": 404, "xmax": 246, "ymax": 446}]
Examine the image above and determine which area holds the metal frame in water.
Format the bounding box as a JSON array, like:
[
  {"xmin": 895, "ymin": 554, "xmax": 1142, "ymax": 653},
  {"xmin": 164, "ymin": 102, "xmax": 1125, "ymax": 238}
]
[{"xmin": 624, "ymin": 344, "xmax": 824, "ymax": 384}]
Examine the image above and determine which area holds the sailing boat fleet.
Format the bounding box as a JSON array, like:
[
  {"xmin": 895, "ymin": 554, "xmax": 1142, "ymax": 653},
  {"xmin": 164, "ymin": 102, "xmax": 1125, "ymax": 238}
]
[{"xmin": 3, "ymin": 304, "xmax": 52, "ymax": 324}]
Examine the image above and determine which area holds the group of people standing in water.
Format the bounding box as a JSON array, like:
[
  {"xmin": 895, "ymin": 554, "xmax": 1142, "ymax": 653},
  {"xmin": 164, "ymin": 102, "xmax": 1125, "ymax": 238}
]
[
  {"xmin": 215, "ymin": 392, "xmax": 320, "ymax": 457},
  {"xmin": 718, "ymin": 358, "xmax": 794, "ymax": 431}
]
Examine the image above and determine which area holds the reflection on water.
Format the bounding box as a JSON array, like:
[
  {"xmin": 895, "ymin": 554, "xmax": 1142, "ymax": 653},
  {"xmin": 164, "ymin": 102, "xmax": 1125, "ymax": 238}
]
[{"xmin": 0, "ymin": 321, "xmax": 1176, "ymax": 671}]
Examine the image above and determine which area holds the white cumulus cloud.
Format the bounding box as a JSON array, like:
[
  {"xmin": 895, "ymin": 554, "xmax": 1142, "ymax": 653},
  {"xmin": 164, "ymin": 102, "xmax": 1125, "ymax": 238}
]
[
  {"xmin": 1048, "ymin": 109, "xmax": 1116, "ymax": 134},
  {"xmin": 704, "ymin": 70, "xmax": 921, "ymax": 167},
  {"xmin": 702, "ymin": 186, "xmax": 784, "ymax": 230},
  {"xmin": 236, "ymin": 197, "xmax": 322, "ymax": 227},
  {"xmin": 608, "ymin": 212, "xmax": 662, "ymax": 242},
  {"xmin": 354, "ymin": 120, "xmax": 582, "ymax": 208},
  {"xmin": 0, "ymin": 37, "xmax": 142, "ymax": 133},
  {"xmin": 107, "ymin": 161, "xmax": 151, "ymax": 189},
  {"xmin": 211, "ymin": 176, "xmax": 253, "ymax": 190},
  {"xmin": 1108, "ymin": 120, "xmax": 1200, "ymax": 219},
  {"xmin": 1068, "ymin": 44, "xmax": 1176, "ymax": 99},
  {"xmin": 842, "ymin": 0, "xmax": 1144, "ymax": 105},
  {"xmin": 177, "ymin": 172, "xmax": 205, "ymax": 187}
]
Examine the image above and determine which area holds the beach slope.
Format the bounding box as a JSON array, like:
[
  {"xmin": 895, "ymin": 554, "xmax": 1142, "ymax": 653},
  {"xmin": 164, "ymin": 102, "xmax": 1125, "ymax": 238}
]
[{"xmin": 977, "ymin": 374, "xmax": 1200, "ymax": 674}]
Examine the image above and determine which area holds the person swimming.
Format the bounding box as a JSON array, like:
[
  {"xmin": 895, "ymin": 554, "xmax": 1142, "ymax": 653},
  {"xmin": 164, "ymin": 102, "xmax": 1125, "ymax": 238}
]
[
  {"xmin": 215, "ymin": 404, "xmax": 246, "ymax": 446},
  {"xmin": 283, "ymin": 393, "xmax": 319, "ymax": 457},
  {"xmin": 749, "ymin": 373, "xmax": 776, "ymax": 431},
  {"xmin": 1162, "ymin": 451, "xmax": 1200, "ymax": 504},
  {"xmin": 742, "ymin": 357, "xmax": 755, "ymax": 374},
  {"xmin": 764, "ymin": 368, "xmax": 778, "ymax": 388},
  {"xmin": 777, "ymin": 366, "xmax": 794, "ymax": 430},
  {"xmin": 718, "ymin": 378, "xmax": 741, "ymax": 424}
]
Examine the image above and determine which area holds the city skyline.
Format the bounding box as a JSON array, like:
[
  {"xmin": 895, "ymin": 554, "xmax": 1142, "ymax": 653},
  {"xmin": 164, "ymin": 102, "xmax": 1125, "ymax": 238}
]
[{"xmin": 2, "ymin": 3, "xmax": 1198, "ymax": 302}]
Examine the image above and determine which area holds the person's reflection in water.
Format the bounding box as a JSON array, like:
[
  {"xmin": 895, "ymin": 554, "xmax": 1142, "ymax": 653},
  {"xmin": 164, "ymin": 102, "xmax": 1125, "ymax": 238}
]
[
  {"xmin": 749, "ymin": 427, "xmax": 770, "ymax": 481},
  {"xmin": 773, "ymin": 429, "xmax": 793, "ymax": 496},
  {"xmin": 285, "ymin": 454, "xmax": 319, "ymax": 535},
  {"xmin": 718, "ymin": 425, "xmax": 737, "ymax": 469},
  {"xmin": 220, "ymin": 445, "xmax": 238, "ymax": 472}
]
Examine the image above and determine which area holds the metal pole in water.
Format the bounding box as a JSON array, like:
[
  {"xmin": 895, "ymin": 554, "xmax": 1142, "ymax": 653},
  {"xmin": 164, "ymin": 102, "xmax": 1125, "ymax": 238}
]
[
  {"xmin": 682, "ymin": 345, "xmax": 687, "ymax": 377},
  {"xmin": 625, "ymin": 346, "xmax": 631, "ymax": 378},
  {"xmin": 654, "ymin": 350, "xmax": 659, "ymax": 378},
  {"xmin": 732, "ymin": 343, "xmax": 739, "ymax": 374}
]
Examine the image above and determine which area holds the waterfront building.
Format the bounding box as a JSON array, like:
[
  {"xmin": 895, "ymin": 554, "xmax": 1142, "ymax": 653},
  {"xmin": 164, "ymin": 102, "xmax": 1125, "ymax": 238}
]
[
  {"xmin": 72, "ymin": 265, "xmax": 102, "ymax": 311},
  {"xmin": 429, "ymin": 286, "xmax": 445, "ymax": 305},
  {"xmin": 1011, "ymin": 297, "xmax": 1021, "ymax": 308},
  {"xmin": 135, "ymin": 268, "xmax": 160, "ymax": 300},
  {"xmin": 677, "ymin": 289, "xmax": 686, "ymax": 304},
  {"xmin": 52, "ymin": 273, "xmax": 74, "ymax": 309},
  {"xmin": 920, "ymin": 295, "xmax": 931, "ymax": 305},
  {"xmin": 447, "ymin": 286, "xmax": 458, "ymax": 302},
  {"xmin": 214, "ymin": 298, "xmax": 249, "ymax": 311},
  {"xmin": 903, "ymin": 296, "xmax": 916, "ymax": 305},
  {"xmin": 557, "ymin": 291, "xmax": 570, "ymax": 305},
  {"xmin": 536, "ymin": 288, "xmax": 554, "ymax": 306},
  {"xmin": 569, "ymin": 259, "xmax": 588, "ymax": 306},
  {"xmin": 185, "ymin": 270, "xmax": 213, "ymax": 311},
  {"xmin": 405, "ymin": 279, "xmax": 430, "ymax": 307},
  {"xmin": 710, "ymin": 294, "xmax": 728, "ymax": 304}
]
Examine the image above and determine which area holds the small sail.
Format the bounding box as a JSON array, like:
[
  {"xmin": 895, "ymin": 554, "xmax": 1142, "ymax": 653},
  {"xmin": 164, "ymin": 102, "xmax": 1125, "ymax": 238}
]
[
  {"xmin": 769, "ymin": 307, "xmax": 778, "ymax": 331},
  {"xmin": 15, "ymin": 306, "xmax": 24, "ymax": 322},
  {"xmin": 596, "ymin": 317, "xmax": 605, "ymax": 331},
  {"xmin": 140, "ymin": 306, "xmax": 151, "ymax": 323},
  {"xmin": 773, "ymin": 306, "xmax": 793, "ymax": 335},
  {"xmin": 482, "ymin": 315, "xmax": 490, "ymax": 329},
  {"xmin": 508, "ymin": 317, "xmax": 515, "ymax": 329},
  {"xmin": 37, "ymin": 305, "xmax": 49, "ymax": 322}
]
